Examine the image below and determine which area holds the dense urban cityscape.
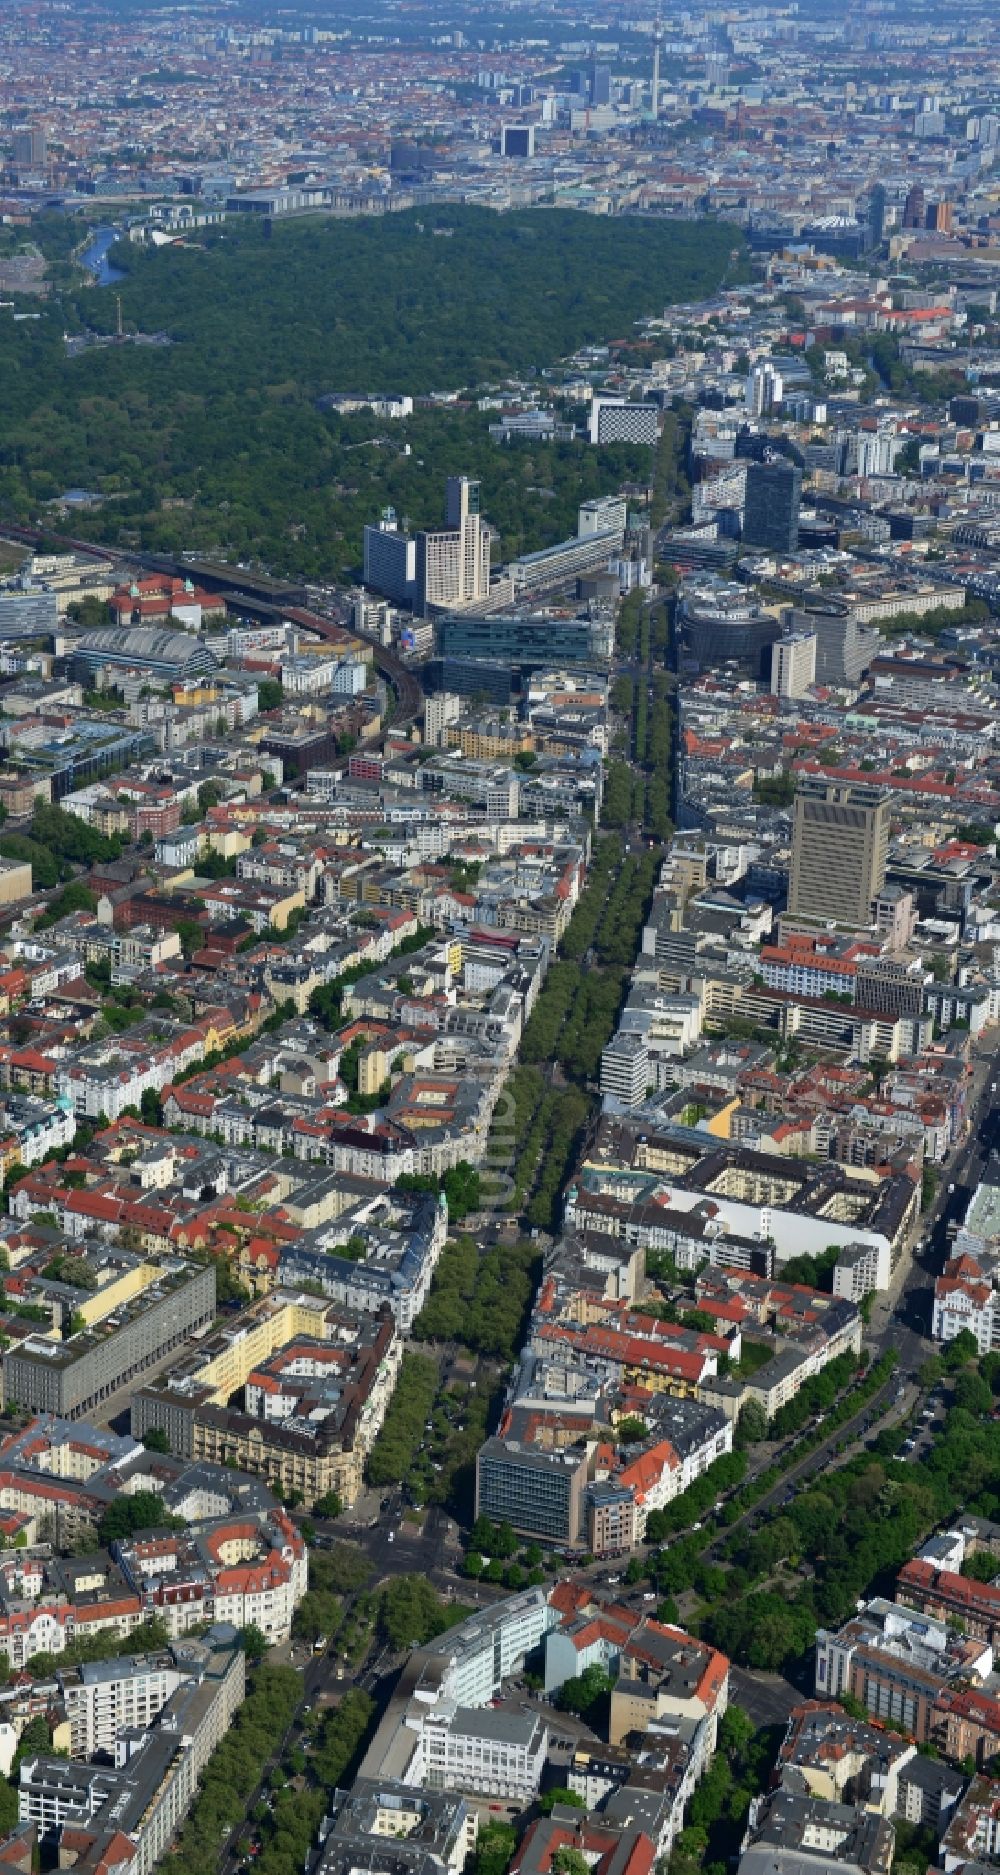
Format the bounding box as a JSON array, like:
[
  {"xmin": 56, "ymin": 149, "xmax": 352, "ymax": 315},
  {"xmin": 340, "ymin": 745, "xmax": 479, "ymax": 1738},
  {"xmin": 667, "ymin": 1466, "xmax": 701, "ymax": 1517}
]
[{"xmin": 1, "ymin": 2, "xmax": 1000, "ymax": 1875}]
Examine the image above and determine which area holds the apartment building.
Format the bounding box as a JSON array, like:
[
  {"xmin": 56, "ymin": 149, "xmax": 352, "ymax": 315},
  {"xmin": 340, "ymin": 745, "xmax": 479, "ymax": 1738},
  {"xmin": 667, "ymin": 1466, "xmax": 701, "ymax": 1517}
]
[
  {"xmin": 317, "ymin": 1782, "xmax": 476, "ymax": 1875},
  {"xmin": 61, "ymin": 1653, "xmax": 186, "ymax": 1759},
  {"xmin": 189, "ymin": 1322, "xmax": 399, "ymax": 1509},
  {"xmin": 19, "ymin": 1634, "xmax": 245, "ymax": 1875},
  {"xmin": 815, "ymin": 1599, "xmax": 992, "ymax": 1742},
  {"xmin": 787, "ymin": 778, "xmax": 890, "ymax": 929},
  {"xmin": 585, "ymin": 1121, "xmax": 916, "ymax": 1280},
  {"xmin": 2, "ymin": 1262, "xmax": 216, "ymax": 1420},
  {"xmin": 608, "ymin": 1621, "xmax": 730, "ymax": 1752},
  {"xmin": 933, "ymin": 1249, "xmax": 1000, "ymax": 1353},
  {"xmin": 896, "ymin": 1557, "xmax": 1000, "ymax": 1648}
]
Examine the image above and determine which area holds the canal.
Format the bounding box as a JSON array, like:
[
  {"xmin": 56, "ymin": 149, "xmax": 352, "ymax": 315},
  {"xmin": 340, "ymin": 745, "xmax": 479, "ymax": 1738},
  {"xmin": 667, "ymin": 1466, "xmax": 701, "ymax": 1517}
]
[{"xmin": 79, "ymin": 226, "xmax": 125, "ymax": 285}]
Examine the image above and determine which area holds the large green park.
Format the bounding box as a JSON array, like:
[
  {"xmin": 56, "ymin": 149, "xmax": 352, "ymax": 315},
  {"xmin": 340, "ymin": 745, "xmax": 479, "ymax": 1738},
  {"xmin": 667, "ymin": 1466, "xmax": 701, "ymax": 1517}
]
[{"xmin": 0, "ymin": 205, "xmax": 741, "ymax": 578}]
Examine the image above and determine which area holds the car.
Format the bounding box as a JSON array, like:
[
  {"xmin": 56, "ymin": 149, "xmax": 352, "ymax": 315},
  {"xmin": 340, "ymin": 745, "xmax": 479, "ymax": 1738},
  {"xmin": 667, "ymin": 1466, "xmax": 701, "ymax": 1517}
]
[
  {"xmin": 387, "ymin": 1532, "xmax": 395, "ymax": 1544},
  {"xmin": 642, "ymin": 1593, "xmax": 656, "ymax": 1602}
]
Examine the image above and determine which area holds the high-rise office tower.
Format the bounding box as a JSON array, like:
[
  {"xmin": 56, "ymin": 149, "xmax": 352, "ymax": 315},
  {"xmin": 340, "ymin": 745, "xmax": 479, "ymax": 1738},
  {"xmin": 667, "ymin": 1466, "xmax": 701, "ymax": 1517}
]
[
  {"xmin": 867, "ymin": 183, "xmax": 886, "ymax": 247},
  {"xmin": 745, "ymin": 362, "xmax": 783, "ymax": 418},
  {"xmin": 588, "ymin": 398, "xmax": 658, "ymax": 446},
  {"xmin": 578, "ymin": 494, "xmax": 628, "ymax": 538},
  {"xmin": 791, "ymin": 606, "xmax": 878, "ymax": 687},
  {"xmin": 770, "ymin": 631, "xmax": 817, "ymax": 699},
  {"xmin": 788, "ymin": 778, "xmax": 890, "ymax": 928},
  {"xmin": 742, "ymin": 460, "xmax": 801, "ymax": 553},
  {"xmin": 363, "ymin": 509, "xmax": 416, "ymax": 605},
  {"xmin": 902, "ymin": 183, "xmax": 925, "ymax": 229},
  {"xmin": 12, "ymin": 127, "xmax": 46, "ymax": 171},
  {"xmin": 590, "ymin": 63, "xmax": 611, "ymax": 105},
  {"xmin": 416, "ymin": 476, "xmax": 492, "ymax": 614},
  {"xmin": 500, "ymin": 125, "xmax": 535, "ymax": 157}
]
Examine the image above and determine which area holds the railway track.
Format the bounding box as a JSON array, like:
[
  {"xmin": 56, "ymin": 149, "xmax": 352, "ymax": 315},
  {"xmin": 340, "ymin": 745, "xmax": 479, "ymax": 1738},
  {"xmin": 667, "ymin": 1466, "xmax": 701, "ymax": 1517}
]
[{"xmin": 0, "ymin": 523, "xmax": 425, "ymax": 729}]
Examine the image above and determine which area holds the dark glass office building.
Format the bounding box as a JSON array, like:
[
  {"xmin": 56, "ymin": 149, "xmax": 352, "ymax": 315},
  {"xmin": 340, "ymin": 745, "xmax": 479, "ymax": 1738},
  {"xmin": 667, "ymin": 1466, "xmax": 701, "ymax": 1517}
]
[
  {"xmin": 742, "ymin": 461, "xmax": 802, "ymax": 553},
  {"xmin": 436, "ymin": 613, "xmax": 605, "ymax": 669}
]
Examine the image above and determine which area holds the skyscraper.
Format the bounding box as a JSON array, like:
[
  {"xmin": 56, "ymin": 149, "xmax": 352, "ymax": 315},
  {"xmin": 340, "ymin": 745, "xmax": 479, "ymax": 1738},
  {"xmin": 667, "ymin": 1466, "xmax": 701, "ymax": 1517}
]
[
  {"xmin": 363, "ymin": 510, "xmax": 416, "ymax": 606},
  {"xmin": 11, "ymin": 127, "xmax": 46, "ymax": 171},
  {"xmin": 867, "ymin": 183, "xmax": 886, "ymax": 247},
  {"xmin": 416, "ymin": 476, "xmax": 492, "ymax": 615},
  {"xmin": 902, "ymin": 184, "xmax": 925, "ymax": 229},
  {"xmin": 500, "ymin": 125, "xmax": 535, "ymax": 157},
  {"xmin": 742, "ymin": 461, "xmax": 802, "ymax": 553},
  {"xmin": 770, "ymin": 632, "xmax": 817, "ymax": 699},
  {"xmin": 745, "ymin": 362, "xmax": 783, "ymax": 418},
  {"xmin": 788, "ymin": 778, "xmax": 890, "ymax": 928},
  {"xmin": 589, "ymin": 63, "xmax": 611, "ymax": 105}
]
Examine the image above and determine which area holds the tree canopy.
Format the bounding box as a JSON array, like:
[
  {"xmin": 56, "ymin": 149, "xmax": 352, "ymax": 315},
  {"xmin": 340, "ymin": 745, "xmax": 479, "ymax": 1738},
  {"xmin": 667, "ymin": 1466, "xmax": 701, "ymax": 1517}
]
[{"xmin": 0, "ymin": 207, "xmax": 740, "ymax": 581}]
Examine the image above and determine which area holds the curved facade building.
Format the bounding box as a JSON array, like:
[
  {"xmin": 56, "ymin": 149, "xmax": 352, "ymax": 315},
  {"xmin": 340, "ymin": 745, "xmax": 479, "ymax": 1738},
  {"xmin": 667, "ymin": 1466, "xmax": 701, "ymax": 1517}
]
[
  {"xmin": 71, "ymin": 627, "xmax": 220, "ymax": 684},
  {"xmin": 678, "ymin": 579, "xmax": 782, "ymax": 680}
]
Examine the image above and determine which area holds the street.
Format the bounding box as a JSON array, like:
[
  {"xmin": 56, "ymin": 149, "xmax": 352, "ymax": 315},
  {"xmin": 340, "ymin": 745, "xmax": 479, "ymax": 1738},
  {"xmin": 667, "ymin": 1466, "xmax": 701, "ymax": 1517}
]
[
  {"xmin": 863, "ymin": 1048, "xmax": 1000, "ymax": 1376},
  {"xmin": 222, "ymin": 1043, "xmax": 1000, "ymax": 1868}
]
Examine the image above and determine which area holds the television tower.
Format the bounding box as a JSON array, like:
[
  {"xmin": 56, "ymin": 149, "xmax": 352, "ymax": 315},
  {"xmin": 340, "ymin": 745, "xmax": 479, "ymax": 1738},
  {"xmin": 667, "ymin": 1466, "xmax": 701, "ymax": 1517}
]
[{"xmin": 651, "ymin": 19, "xmax": 662, "ymax": 120}]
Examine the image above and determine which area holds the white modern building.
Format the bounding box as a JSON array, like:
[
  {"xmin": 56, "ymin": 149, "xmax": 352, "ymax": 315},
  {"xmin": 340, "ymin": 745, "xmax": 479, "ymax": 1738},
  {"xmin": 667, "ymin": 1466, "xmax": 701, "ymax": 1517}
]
[
  {"xmin": 770, "ymin": 631, "xmax": 817, "ymax": 699},
  {"xmin": 409, "ymin": 1702, "xmax": 548, "ymax": 1802},
  {"xmin": 427, "ymin": 1588, "xmax": 558, "ymax": 1707},
  {"xmin": 63, "ymin": 1654, "xmax": 185, "ymax": 1759},
  {"xmin": 579, "ymin": 494, "xmax": 628, "ymax": 538},
  {"xmin": 600, "ymin": 1033, "xmax": 649, "ymax": 1106},
  {"xmin": 588, "ymin": 399, "xmax": 658, "ymax": 446}
]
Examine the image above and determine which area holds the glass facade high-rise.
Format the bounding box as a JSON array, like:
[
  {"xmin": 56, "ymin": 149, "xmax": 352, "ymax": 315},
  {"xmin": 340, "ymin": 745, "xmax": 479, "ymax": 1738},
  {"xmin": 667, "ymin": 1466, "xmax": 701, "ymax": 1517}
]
[
  {"xmin": 742, "ymin": 460, "xmax": 802, "ymax": 553},
  {"xmin": 436, "ymin": 612, "xmax": 607, "ymax": 669}
]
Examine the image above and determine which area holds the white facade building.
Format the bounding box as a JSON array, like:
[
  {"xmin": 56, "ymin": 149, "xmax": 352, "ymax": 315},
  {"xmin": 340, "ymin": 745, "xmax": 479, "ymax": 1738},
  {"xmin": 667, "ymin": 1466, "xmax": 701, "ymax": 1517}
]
[
  {"xmin": 588, "ymin": 399, "xmax": 658, "ymax": 446},
  {"xmin": 408, "ymin": 1703, "xmax": 548, "ymax": 1802},
  {"xmin": 63, "ymin": 1655, "xmax": 185, "ymax": 1759}
]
